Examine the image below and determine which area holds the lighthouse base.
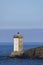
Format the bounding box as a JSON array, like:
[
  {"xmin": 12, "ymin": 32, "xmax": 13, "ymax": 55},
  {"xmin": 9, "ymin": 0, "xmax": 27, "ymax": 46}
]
[{"xmin": 8, "ymin": 51, "xmax": 23, "ymax": 58}]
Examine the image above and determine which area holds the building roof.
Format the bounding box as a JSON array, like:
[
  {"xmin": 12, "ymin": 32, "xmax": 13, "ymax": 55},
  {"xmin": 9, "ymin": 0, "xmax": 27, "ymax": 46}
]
[{"xmin": 13, "ymin": 32, "xmax": 23, "ymax": 38}]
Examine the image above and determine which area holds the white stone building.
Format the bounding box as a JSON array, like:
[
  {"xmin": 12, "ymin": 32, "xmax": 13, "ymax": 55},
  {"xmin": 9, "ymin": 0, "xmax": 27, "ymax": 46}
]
[{"xmin": 13, "ymin": 32, "xmax": 23, "ymax": 54}]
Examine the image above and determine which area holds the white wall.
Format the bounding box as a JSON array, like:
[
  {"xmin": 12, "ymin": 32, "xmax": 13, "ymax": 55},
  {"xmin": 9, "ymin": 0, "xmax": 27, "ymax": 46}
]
[{"xmin": 14, "ymin": 38, "xmax": 19, "ymax": 51}]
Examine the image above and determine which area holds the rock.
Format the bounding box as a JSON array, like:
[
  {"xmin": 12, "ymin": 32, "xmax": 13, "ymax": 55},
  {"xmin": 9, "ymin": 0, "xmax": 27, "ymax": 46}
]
[
  {"xmin": 23, "ymin": 46, "xmax": 43, "ymax": 59},
  {"xmin": 8, "ymin": 46, "xmax": 43, "ymax": 59},
  {"xmin": 8, "ymin": 51, "xmax": 24, "ymax": 58}
]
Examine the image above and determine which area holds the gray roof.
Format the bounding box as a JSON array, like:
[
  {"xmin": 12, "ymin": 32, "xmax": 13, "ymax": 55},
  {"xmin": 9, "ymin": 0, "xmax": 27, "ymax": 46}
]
[{"xmin": 13, "ymin": 32, "xmax": 23, "ymax": 38}]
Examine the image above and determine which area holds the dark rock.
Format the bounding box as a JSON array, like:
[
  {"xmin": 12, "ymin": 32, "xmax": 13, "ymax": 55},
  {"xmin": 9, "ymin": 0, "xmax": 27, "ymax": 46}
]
[
  {"xmin": 23, "ymin": 46, "xmax": 43, "ymax": 59},
  {"xmin": 9, "ymin": 46, "xmax": 43, "ymax": 59}
]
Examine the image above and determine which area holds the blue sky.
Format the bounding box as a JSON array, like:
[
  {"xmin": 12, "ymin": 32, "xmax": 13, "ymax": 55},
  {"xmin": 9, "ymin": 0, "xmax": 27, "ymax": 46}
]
[
  {"xmin": 0, "ymin": 29, "xmax": 43, "ymax": 43},
  {"xmin": 0, "ymin": 0, "xmax": 43, "ymax": 43},
  {"xmin": 0, "ymin": 0, "xmax": 43, "ymax": 29}
]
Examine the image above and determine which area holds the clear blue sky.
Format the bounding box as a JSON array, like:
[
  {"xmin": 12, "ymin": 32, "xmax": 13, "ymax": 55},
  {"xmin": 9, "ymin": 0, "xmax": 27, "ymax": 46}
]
[
  {"xmin": 0, "ymin": 0, "xmax": 43, "ymax": 29},
  {"xmin": 0, "ymin": 0, "xmax": 43, "ymax": 43},
  {"xmin": 0, "ymin": 29, "xmax": 43, "ymax": 43}
]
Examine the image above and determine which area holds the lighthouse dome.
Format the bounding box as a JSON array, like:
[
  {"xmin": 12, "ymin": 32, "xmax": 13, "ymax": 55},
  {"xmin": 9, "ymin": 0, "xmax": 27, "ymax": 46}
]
[{"xmin": 13, "ymin": 32, "xmax": 23, "ymax": 38}]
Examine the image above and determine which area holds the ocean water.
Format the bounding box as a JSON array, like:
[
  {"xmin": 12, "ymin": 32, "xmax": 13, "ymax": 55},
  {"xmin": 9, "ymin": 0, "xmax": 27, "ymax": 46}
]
[{"xmin": 0, "ymin": 42, "xmax": 43, "ymax": 65}]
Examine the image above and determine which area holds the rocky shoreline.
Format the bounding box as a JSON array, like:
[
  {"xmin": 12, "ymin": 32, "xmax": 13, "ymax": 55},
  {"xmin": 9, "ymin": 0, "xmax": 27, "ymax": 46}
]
[{"xmin": 8, "ymin": 46, "xmax": 43, "ymax": 59}]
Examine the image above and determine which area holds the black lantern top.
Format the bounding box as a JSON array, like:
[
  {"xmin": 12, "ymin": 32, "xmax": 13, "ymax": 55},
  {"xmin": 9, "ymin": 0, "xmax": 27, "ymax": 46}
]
[{"xmin": 13, "ymin": 32, "xmax": 23, "ymax": 38}]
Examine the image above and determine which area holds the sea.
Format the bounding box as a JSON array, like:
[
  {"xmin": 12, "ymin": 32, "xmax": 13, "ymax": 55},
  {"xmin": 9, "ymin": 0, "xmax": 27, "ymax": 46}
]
[{"xmin": 0, "ymin": 42, "xmax": 43, "ymax": 65}]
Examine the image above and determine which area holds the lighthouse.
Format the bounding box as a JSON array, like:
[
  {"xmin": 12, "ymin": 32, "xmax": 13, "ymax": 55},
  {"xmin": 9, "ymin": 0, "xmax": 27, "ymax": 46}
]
[{"xmin": 13, "ymin": 32, "xmax": 23, "ymax": 54}]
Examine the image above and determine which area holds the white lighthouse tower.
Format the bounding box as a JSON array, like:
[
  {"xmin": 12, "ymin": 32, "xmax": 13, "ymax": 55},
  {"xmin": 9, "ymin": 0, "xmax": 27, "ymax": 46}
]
[{"xmin": 13, "ymin": 32, "xmax": 23, "ymax": 55}]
